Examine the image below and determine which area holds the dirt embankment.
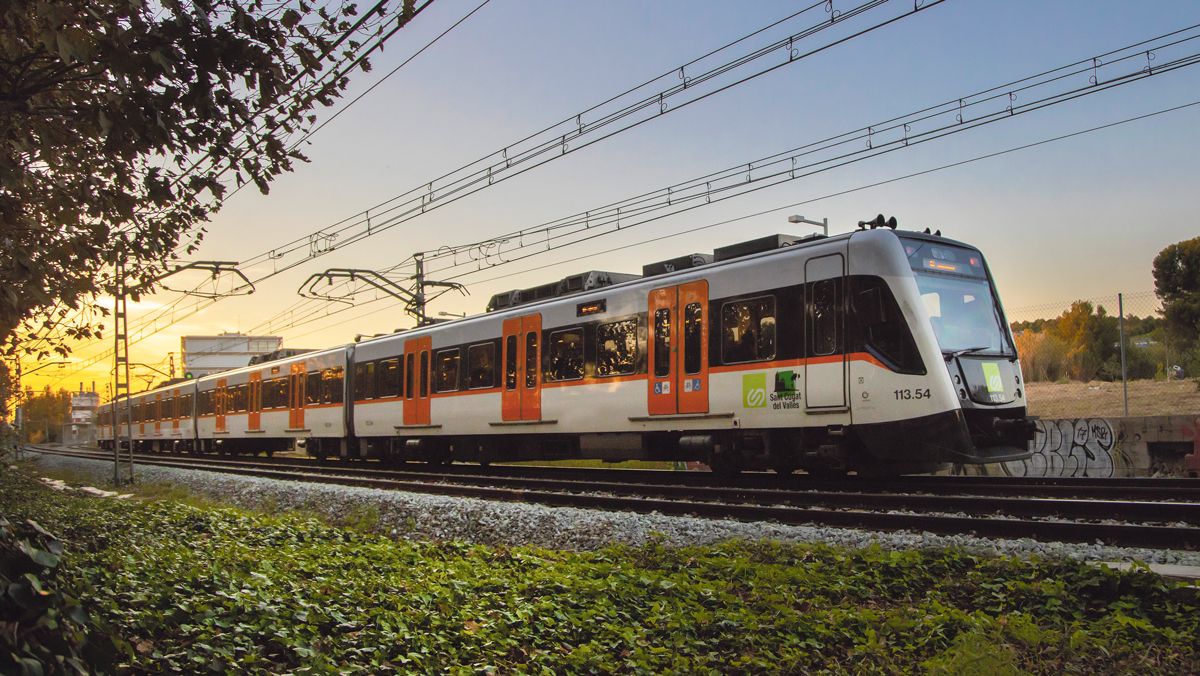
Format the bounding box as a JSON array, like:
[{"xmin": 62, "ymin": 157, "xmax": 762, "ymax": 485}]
[{"xmin": 1024, "ymin": 378, "xmax": 1200, "ymax": 419}]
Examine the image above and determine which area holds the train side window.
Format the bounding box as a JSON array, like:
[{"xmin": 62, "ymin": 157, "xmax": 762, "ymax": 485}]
[
  {"xmin": 525, "ymin": 332, "xmax": 538, "ymax": 388},
  {"xmin": 435, "ymin": 348, "xmax": 461, "ymax": 392},
  {"xmin": 419, "ymin": 351, "xmax": 429, "ymax": 397},
  {"xmin": 596, "ymin": 319, "xmax": 637, "ymax": 376},
  {"xmin": 405, "ymin": 354, "xmax": 415, "ymax": 399},
  {"xmin": 323, "ymin": 367, "xmax": 344, "ymax": 404},
  {"xmin": 273, "ymin": 378, "xmax": 288, "ymax": 408},
  {"xmin": 467, "ymin": 343, "xmax": 496, "ymax": 389},
  {"xmin": 849, "ymin": 276, "xmax": 925, "ymax": 374},
  {"xmin": 812, "ymin": 279, "xmax": 839, "ymax": 357},
  {"xmin": 378, "ymin": 358, "xmax": 401, "ymax": 398},
  {"xmin": 306, "ymin": 372, "xmax": 321, "ymax": 405},
  {"xmin": 653, "ymin": 309, "xmax": 671, "ymax": 377},
  {"xmin": 683, "ymin": 303, "xmax": 703, "ymax": 374},
  {"xmin": 546, "ymin": 329, "xmax": 584, "ymax": 382},
  {"xmin": 721, "ymin": 296, "xmax": 776, "ymax": 364},
  {"xmin": 354, "ymin": 361, "xmax": 375, "ymax": 400},
  {"xmin": 505, "ymin": 335, "xmax": 518, "ymax": 390},
  {"xmin": 261, "ymin": 380, "xmax": 275, "ymax": 409}
]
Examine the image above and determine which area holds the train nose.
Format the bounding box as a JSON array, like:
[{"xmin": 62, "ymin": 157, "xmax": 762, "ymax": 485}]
[{"xmin": 992, "ymin": 416, "xmax": 1037, "ymax": 442}]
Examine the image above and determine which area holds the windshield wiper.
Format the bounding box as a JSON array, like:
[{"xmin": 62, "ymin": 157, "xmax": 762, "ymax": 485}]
[{"xmin": 943, "ymin": 346, "xmax": 989, "ymax": 361}]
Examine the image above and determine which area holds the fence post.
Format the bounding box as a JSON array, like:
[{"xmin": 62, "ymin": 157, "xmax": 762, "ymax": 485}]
[{"xmin": 1118, "ymin": 292, "xmax": 1129, "ymax": 417}]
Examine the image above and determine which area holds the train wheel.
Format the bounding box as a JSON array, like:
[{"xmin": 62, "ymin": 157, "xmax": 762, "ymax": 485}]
[
  {"xmin": 771, "ymin": 463, "xmax": 798, "ymax": 476},
  {"xmin": 804, "ymin": 468, "xmax": 848, "ymax": 480},
  {"xmin": 707, "ymin": 448, "xmax": 743, "ymax": 476}
]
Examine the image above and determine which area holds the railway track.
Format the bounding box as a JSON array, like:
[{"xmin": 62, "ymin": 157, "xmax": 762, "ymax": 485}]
[{"xmin": 23, "ymin": 445, "xmax": 1200, "ymax": 550}]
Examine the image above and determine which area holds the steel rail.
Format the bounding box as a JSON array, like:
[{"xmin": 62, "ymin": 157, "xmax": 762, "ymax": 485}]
[
  {"xmin": 23, "ymin": 446, "xmax": 1200, "ymax": 550},
  {"xmin": 26, "ymin": 445, "xmax": 1200, "ymax": 500}
]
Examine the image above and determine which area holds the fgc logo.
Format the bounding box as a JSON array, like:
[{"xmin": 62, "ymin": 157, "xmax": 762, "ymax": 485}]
[{"xmin": 742, "ymin": 373, "xmax": 767, "ymax": 408}]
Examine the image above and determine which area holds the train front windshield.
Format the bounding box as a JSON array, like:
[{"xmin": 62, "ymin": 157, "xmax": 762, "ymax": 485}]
[{"xmin": 901, "ymin": 238, "xmax": 1014, "ymax": 357}]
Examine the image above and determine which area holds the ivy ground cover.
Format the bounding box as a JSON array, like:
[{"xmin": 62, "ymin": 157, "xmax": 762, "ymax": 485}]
[{"xmin": 2, "ymin": 470, "xmax": 1198, "ymax": 674}]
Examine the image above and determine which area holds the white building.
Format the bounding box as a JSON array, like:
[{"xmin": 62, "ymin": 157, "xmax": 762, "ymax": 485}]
[
  {"xmin": 182, "ymin": 334, "xmax": 283, "ymax": 378},
  {"xmin": 62, "ymin": 390, "xmax": 101, "ymax": 445}
]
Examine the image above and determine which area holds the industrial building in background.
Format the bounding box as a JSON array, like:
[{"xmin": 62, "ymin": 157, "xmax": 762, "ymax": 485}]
[
  {"xmin": 181, "ymin": 334, "xmax": 284, "ymax": 378},
  {"xmin": 61, "ymin": 389, "xmax": 100, "ymax": 446}
]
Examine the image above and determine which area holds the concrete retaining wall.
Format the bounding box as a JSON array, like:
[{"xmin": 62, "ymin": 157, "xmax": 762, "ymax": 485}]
[{"xmin": 999, "ymin": 415, "xmax": 1200, "ymax": 477}]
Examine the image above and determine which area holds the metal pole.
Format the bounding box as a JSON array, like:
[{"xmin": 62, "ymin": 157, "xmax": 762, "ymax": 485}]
[
  {"xmin": 1118, "ymin": 293, "xmax": 1128, "ymax": 417},
  {"xmin": 13, "ymin": 360, "xmax": 21, "ymax": 461}
]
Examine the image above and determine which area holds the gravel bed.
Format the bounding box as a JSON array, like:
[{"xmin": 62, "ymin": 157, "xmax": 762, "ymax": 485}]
[{"xmin": 24, "ymin": 452, "xmax": 1200, "ymax": 565}]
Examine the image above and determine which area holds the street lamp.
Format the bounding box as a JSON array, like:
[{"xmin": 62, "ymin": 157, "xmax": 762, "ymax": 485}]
[{"xmin": 787, "ymin": 214, "xmax": 828, "ymax": 237}]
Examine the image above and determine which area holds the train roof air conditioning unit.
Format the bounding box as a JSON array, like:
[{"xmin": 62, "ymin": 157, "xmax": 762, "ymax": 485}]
[
  {"xmin": 486, "ymin": 271, "xmax": 641, "ymax": 312},
  {"xmin": 713, "ymin": 233, "xmax": 822, "ymax": 262},
  {"xmin": 642, "ymin": 253, "xmax": 713, "ymax": 277}
]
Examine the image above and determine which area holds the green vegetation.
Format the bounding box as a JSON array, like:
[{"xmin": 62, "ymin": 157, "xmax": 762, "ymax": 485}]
[
  {"xmin": 1, "ymin": 511, "xmax": 121, "ymax": 674},
  {"xmin": 1, "ymin": 1, "xmax": 418, "ymax": 361},
  {"xmin": 1153, "ymin": 236, "xmax": 1200, "ymax": 340},
  {"xmin": 1012, "ymin": 236, "xmax": 1200, "ymax": 384},
  {"xmin": 13, "ymin": 387, "xmax": 72, "ymax": 444},
  {"xmin": 1, "ymin": 470, "xmax": 1198, "ymax": 673}
]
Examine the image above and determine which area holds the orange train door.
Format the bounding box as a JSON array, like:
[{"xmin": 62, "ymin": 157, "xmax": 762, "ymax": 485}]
[
  {"xmin": 154, "ymin": 393, "xmax": 162, "ymax": 433},
  {"xmin": 248, "ymin": 372, "xmax": 262, "ymax": 431},
  {"xmin": 501, "ymin": 314, "xmax": 542, "ymax": 421},
  {"xmin": 172, "ymin": 388, "xmax": 181, "ymax": 429},
  {"xmin": 215, "ymin": 379, "xmax": 227, "ymax": 433},
  {"xmin": 403, "ymin": 336, "xmax": 432, "ymax": 426},
  {"xmin": 288, "ymin": 363, "xmax": 306, "ymax": 430},
  {"xmin": 647, "ymin": 280, "xmax": 709, "ymax": 415}
]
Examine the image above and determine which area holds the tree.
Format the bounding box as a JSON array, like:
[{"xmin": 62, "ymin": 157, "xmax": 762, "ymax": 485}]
[
  {"xmin": 20, "ymin": 387, "xmax": 71, "ymax": 443},
  {"xmin": 1153, "ymin": 236, "xmax": 1200, "ymax": 340},
  {"xmin": 1, "ymin": 0, "xmax": 416, "ymax": 358}
]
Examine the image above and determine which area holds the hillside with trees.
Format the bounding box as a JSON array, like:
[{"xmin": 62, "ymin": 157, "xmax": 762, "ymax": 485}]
[{"xmin": 1011, "ymin": 236, "xmax": 1200, "ymax": 384}]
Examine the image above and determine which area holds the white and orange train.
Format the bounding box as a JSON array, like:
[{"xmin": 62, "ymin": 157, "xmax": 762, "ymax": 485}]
[{"xmin": 98, "ymin": 227, "xmax": 1035, "ymax": 475}]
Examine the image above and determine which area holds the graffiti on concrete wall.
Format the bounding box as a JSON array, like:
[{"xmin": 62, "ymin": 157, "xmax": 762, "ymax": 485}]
[{"xmin": 1004, "ymin": 418, "xmax": 1128, "ymax": 478}]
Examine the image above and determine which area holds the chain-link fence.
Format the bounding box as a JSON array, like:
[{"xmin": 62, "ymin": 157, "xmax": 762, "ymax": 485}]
[{"xmin": 1006, "ymin": 291, "xmax": 1200, "ymax": 419}]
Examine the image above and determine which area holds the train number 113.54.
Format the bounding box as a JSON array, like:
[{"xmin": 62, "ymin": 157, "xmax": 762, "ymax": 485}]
[{"xmin": 894, "ymin": 388, "xmax": 931, "ymax": 400}]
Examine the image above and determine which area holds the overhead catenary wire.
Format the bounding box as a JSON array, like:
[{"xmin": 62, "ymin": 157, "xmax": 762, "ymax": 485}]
[
  {"xmin": 44, "ymin": 0, "xmax": 936, "ymax": 381},
  {"xmin": 214, "ymin": 0, "xmax": 940, "ymax": 283},
  {"xmin": 36, "ymin": 0, "xmax": 464, "ymax": 379},
  {"xmin": 251, "ymin": 98, "xmax": 1200, "ymax": 341},
  {"xmin": 20, "ymin": 0, "xmax": 435, "ymax": 359},
  {"xmin": 265, "ymin": 23, "xmax": 1200, "ymax": 330}
]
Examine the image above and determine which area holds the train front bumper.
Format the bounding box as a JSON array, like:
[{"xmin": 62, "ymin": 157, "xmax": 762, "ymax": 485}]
[{"xmin": 854, "ymin": 408, "xmax": 1035, "ymax": 465}]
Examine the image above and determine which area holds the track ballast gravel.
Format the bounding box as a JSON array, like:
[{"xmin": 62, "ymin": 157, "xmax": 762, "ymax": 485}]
[{"xmin": 27, "ymin": 453, "xmax": 1200, "ymax": 565}]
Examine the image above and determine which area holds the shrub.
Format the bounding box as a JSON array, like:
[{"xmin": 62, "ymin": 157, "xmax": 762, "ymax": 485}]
[{"xmin": 0, "ymin": 514, "xmax": 123, "ymax": 674}]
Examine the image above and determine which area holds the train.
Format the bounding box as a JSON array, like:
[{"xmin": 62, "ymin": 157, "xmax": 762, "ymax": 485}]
[{"xmin": 97, "ymin": 224, "xmax": 1036, "ymax": 476}]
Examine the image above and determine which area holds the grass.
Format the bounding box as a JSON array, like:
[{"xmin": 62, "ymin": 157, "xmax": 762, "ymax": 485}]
[
  {"xmin": 1025, "ymin": 378, "xmax": 1200, "ymax": 418},
  {"xmin": 2, "ymin": 468, "xmax": 1198, "ymax": 673}
]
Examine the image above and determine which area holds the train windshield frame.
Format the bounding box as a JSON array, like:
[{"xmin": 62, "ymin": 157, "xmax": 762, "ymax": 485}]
[{"xmin": 900, "ymin": 237, "xmax": 1015, "ymax": 358}]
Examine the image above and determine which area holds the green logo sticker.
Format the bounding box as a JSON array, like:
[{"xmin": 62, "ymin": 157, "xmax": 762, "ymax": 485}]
[
  {"xmin": 742, "ymin": 373, "xmax": 767, "ymax": 408},
  {"xmin": 981, "ymin": 362, "xmax": 1004, "ymax": 394}
]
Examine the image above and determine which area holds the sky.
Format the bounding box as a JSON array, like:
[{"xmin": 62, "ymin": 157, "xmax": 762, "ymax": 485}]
[{"xmin": 28, "ymin": 0, "xmax": 1200, "ymax": 395}]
